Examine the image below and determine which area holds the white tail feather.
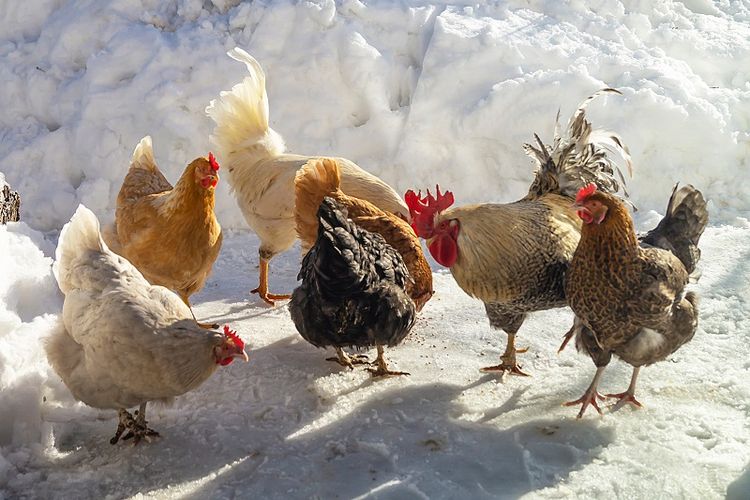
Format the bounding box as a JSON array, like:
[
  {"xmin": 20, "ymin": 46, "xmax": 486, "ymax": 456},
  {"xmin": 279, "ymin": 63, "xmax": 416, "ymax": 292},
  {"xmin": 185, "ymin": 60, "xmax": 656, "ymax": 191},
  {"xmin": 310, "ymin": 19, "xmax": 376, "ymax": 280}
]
[
  {"xmin": 206, "ymin": 48, "xmax": 285, "ymax": 167},
  {"xmin": 54, "ymin": 205, "xmax": 106, "ymax": 294}
]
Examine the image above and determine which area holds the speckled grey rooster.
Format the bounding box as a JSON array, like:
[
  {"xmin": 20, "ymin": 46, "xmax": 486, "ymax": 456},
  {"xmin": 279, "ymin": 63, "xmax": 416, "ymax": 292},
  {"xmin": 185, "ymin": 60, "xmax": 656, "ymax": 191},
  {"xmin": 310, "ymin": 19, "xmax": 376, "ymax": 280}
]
[
  {"xmin": 289, "ymin": 197, "xmax": 416, "ymax": 377},
  {"xmin": 562, "ymin": 183, "xmax": 708, "ymax": 417}
]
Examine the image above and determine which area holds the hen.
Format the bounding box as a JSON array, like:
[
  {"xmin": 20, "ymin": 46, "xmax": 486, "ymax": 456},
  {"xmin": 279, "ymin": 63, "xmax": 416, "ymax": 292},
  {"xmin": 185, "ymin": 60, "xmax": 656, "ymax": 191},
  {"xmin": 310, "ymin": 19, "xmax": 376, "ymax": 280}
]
[
  {"xmin": 104, "ymin": 136, "xmax": 223, "ymax": 328},
  {"xmin": 47, "ymin": 206, "xmax": 248, "ymax": 444},
  {"xmin": 295, "ymin": 158, "xmax": 433, "ymax": 311},
  {"xmin": 406, "ymin": 89, "xmax": 632, "ymax": 376},
  {"xmin": 288, "ymin": 197, "xmax": 416, "ymax": 376},
  {"xmin": 206, "ymin": 48, "xmax": 409, "ymax": 305},
  {"xmin": 562, "ymin": 183, "xmax": 708, "ymax": 417}
]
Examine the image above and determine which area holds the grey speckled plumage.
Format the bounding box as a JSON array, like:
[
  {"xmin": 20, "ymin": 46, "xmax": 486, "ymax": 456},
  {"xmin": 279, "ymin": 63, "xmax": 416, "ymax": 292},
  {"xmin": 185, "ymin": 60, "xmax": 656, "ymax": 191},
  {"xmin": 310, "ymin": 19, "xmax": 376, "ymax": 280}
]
[
  {"xmin": 289, "ymin": 197, "xmax": 416, "ymax": 351},
  {"xmin": 524, "ymin": 88, "xmax": 632, "ymax": 203}
]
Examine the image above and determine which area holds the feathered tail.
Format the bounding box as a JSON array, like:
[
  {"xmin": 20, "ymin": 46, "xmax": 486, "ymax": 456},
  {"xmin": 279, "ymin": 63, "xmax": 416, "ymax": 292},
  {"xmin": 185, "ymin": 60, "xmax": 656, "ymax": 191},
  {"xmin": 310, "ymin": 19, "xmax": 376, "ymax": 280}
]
[
  {"xmin": 294, "ymin": 159, "xmax": 343, "ymax": 252},
  {"xmin": 54, "ymin": 205, "xmax": 106, "ymax": 294},
  {"xmin": 640, "ymin": 184, "xmax": 708, "ymax": 274},
  {"xmin": 130, "ymin": 136, "xmax": 158, "ymax": 172},
  {"xmin": 524, "ymin": 88, "xmax": 632, "ymax": 202},
  {"xmin": 205, "ymin": 48, "xmax": 285, "ymax": 168}
]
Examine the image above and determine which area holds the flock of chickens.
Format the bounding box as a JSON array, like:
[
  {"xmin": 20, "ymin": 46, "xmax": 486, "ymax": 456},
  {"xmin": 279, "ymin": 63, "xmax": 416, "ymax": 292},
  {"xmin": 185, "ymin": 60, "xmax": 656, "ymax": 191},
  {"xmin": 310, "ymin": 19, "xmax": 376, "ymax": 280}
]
[{"xmin": 45, "ymin": 48, "xmax": 709, "ymax": 445}]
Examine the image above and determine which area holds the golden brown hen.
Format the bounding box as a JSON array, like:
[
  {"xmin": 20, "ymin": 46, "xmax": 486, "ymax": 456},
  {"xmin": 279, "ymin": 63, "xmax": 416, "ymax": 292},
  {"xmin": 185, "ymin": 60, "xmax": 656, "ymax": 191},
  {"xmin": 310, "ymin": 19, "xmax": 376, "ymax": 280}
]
[
  {"xmin": 562, "ymin": 183, "xmax": 708, "ymax": 417},
  {"xmin": 295, "ymin": 158, "xmax": 433, "ymax": 312},
  {"xmin": 104, "ymin": 136, "xmax": 222, "ymax": 327}
]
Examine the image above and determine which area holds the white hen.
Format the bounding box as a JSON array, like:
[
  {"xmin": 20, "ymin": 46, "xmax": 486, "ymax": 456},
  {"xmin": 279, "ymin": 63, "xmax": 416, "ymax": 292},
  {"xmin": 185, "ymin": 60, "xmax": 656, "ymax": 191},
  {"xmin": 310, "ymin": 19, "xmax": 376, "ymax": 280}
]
[
  {"xmin": 47, "ymin": 205, "xmax": 247, "ymax": 445},
  {"xmin": 206, "ymin": 47, "xmax": 409, "ymax": 305}
]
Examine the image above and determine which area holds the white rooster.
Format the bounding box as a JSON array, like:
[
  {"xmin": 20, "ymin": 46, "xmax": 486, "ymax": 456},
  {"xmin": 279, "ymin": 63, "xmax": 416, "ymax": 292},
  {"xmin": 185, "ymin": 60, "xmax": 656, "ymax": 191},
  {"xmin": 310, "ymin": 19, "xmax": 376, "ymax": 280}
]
[
  {"xmin": 206, "ymin": 48, "xmax": 409, "ymax": 305},
  {"xmin": 46, "ymin": 205, "xmax": 248, "ymax": 445}
]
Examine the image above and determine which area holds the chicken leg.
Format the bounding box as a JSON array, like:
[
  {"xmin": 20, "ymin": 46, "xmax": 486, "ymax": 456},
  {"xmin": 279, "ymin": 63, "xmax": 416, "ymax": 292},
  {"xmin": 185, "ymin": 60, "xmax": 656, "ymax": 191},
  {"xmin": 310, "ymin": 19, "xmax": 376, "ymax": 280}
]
[
  {"xmin": 480, "ymin": 334, "xmax": 530, "ymax": 376},
  {"xmin": 367, "ymin": 345, "xmax": 410, "ymax": 377},
  {"xmin": 180, "ymin": 294, "xmax": 220, "ymax": 330},
  {"xmin": 326, "ymin": 347, "xmax": 370, "ymax": 369},
  {"xmin": 564, "ymin": 366, "xmax": 607, "ymax": 418},
  {"xmin": 251, "ymin": 257, "xmax": 291, "ymax": 306},
  {"xmin": 110, "ymin": 403, "xmax": 159, "ymax": 445},
  {"xmin": 606, "ymin": 366, "xmax": 644, "ymax": 411}
]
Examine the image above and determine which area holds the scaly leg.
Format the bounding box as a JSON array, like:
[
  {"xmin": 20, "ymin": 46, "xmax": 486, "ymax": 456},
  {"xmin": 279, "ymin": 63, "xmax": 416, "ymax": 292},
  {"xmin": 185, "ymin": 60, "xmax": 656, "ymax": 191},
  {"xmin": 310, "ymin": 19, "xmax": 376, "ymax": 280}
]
[
  {"xmin": 121, "ymin": 402, "xmax": 160, "ymax": 445},
  {"xmin": 564, "ymin": 366, "xmax": 607, "ymax": 418},
  {"xmin": 480, "ymin": 334, "xmax": 530, "ymax": 376},
  {"xmin": 181, "ymin": 294, "xmax": 219, "ymax": 330},
  {"xmin": 367, "ymin": 345, "xmax": 410, "ymax": 377},
  {"xmin": 110, "ymin": 409, "xmax": 133, "ymax": 445},
  {"xmin": 251, "ymin": 257, "xmax": 291, "ymax": 306},
  {"xmin": 326, "ymin": 347, "xmax": 370, "ymax": 369},
  {"xmin": 606, "ymin": 366, "xmax": 644, "ymax": 411}
]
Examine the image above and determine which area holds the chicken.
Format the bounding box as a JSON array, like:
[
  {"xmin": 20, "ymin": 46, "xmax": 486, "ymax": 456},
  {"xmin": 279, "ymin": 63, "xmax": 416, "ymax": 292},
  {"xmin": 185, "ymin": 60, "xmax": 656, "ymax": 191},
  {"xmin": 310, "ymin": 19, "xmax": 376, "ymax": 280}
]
[
  {"xmin": 288, "ymin": 197, "xmax": 416, "ymax": 376},
  {"xmin": 295, "ymin": 158, "xmax": 433, "ymax": 311},
  {"xmin": 104, "ymin": 136, "xmax": 223, "ymax": 328},
  {"xmin": 206, "ymin": 48, "xmax": 409, "ymax": 305},
  {"xmin": 561, "ymin": 183, "xmax": 708, "ymax": 417},
  {"xmin": 405, "ymin": 89, "xmax": 632, "ymax": 376},
  {"xmin": 47, "ymin": 205, "xmax": 248, "ymax": 444}
]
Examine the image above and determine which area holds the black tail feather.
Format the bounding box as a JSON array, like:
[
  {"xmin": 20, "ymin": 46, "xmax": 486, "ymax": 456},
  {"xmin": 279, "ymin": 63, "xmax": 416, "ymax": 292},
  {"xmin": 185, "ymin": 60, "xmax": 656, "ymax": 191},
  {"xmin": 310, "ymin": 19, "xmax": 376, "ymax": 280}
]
[{"xmin": 640, "ymin": 184, "xmax": 708, "ymax": 274}]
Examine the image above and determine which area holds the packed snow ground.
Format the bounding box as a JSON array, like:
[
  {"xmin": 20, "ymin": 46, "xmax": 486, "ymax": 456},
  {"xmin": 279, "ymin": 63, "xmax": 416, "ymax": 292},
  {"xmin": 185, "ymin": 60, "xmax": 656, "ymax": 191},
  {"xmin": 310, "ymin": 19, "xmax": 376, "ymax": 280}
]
[{"xmin": 1, "ymin": 0, "xmax": 750, "ymax": 499}]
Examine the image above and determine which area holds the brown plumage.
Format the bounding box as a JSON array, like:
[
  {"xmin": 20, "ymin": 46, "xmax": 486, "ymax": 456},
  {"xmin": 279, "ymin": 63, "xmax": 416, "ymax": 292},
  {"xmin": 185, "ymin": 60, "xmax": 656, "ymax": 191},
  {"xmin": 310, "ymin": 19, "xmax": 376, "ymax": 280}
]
[
  {"xmin": 295, "ymin": 158, "xmax": 433, "ymax": 311},
  {"xmin": 406, "ymin": 89, "xmax": 632, "ymax": 376},
  {"xmin": 103, "ymin": 136, "xmax": 222, "ymax": 327},
  {"xmin": 562, "ymin": 183, "xmax": 708, "ymax": 417}
]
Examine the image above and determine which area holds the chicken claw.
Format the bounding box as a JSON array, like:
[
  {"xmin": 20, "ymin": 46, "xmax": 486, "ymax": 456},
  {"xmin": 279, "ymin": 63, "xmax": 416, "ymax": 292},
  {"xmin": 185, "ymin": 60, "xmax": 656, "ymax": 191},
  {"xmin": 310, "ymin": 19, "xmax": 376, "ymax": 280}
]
[
  {"xmin": 367, "ymin": 345, "xmax": 410, "ymax": 378},
  {"xmin": 563, "ymin": 390, "xmax": 606, "ymax": 418},
  {"xmin": 327, "ymin": 348, "xmax": 370, "ymax": 369},
  {"xmin": 480, "ymin": 347, "xmax": 530, "ymax": 376},
  {"xmin": 606, "ymin": 392, "xmax": 643, "ymax": 412},
  {"xmin": 111, "ymin": 404, "xmax": 159, "ymax": 445},
  {"xmin": 252, "ymin": 257, "xmax": 291, "ymax": 305}
]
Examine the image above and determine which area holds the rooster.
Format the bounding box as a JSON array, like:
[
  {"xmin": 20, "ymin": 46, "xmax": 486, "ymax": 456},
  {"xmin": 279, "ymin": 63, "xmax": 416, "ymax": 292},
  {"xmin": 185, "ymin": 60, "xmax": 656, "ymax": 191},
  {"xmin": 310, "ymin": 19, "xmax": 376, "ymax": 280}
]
[
  {"xmin": 206, "ymin": 48, "xmax": 409, "ymax": 305},
  {"xmin": 295, "ymin": 158, "xmax": 433, "ymax": 311},
  {"xmin": 406, "ymin": 89, "xmax": 632, "ymax": 376},
  {"xmin": 289, "ymin": 197, "xmax": 416, "ymax": 376},
  {"xmin": 47, "ymin": 205, "xmax": 248, "ymax": 444},
  {"xmin": 562, "ymin": 183, "xmax": 708, "ymax": 417},
  {"xmin": 104, "ymin": 136, "xmax": 223, "ymax": 328}
]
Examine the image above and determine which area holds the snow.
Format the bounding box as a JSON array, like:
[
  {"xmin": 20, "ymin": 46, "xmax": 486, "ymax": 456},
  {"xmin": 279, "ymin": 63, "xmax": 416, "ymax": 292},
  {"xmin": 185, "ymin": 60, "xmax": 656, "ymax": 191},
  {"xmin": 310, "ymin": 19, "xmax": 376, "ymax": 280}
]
[{"xmin": 0, "ymin": 0, "xmax": 749, "ymax": 499}]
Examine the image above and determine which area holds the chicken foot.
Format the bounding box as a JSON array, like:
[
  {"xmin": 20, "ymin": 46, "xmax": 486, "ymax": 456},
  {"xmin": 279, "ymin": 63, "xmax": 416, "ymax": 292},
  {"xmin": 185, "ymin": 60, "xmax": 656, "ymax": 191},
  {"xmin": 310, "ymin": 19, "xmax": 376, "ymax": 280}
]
[
  {"xmin": 564, "ymin": 366, "xmax": 607, "ymax": 418},
  {"xmin": 367, "ymin": 345, "xmax": 410, "ymax": 377},
  {"xmin": 326, "ymin": 347, "xmax": 370, "ymax": 369},
  {"xmin": 181, "ymin": 294, "xmax": 220, "ymax": 330},
  {"xmin": 480, "ymin": 334, "xmax": 530, "ymax": 376},
  {"xmin": 110, "ymin": 403, "xmax": 159, "ymax": 445},
  {"xmin": 606, "ymin": 366, "xmax": 644, "ymax": 411},
  {"xmin": 251, "ymin": 257, "xmax": 291, "ymax": 306}
]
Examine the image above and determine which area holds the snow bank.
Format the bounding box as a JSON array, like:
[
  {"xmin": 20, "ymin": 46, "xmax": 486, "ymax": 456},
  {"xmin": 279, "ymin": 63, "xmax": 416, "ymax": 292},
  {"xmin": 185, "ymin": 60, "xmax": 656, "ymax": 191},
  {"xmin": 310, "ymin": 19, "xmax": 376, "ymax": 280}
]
[
  {"xmin": 0, "ymin": 222, "xmax": 62, "ymax": 482},
  {"xmin": 0, "ymin": 0, "xmax": 748, "ymax": 232}
]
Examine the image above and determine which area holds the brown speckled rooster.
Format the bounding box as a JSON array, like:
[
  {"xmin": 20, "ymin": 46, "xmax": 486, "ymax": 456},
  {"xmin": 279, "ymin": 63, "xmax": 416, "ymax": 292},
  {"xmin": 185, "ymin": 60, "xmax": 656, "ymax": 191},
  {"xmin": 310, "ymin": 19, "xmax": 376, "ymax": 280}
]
[
  {"xmin": 562, "ymin": 183, "xmax": 708, "ymax": 417},
  {"xmin": 406, "ymin": 89, "xmax": 632, "ymax": 376}
]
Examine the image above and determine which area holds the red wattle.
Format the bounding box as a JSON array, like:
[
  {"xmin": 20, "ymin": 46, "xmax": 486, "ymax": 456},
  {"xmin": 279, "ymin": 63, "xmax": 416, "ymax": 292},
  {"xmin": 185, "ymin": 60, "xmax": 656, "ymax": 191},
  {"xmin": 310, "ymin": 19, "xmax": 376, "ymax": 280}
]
[{"xmin": 429, "ymin": 234, "xmax": 458, "ymax": 268}]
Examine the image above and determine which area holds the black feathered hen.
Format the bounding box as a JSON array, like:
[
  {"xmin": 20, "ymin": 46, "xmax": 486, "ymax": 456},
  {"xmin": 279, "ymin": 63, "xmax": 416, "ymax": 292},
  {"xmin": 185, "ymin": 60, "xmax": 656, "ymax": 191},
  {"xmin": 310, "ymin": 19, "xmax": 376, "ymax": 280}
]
[{"xmin": 289, "ymin": 197, "xmax": 416, "ymax": 376}]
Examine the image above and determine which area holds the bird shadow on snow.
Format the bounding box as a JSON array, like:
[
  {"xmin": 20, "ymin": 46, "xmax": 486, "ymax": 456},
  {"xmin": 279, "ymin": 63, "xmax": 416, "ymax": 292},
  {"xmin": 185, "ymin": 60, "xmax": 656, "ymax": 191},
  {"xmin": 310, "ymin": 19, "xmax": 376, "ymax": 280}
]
[
  {"xmin": 170, "ymin": 350, "xmax": 616, "ymax": 499},
  {"xmin": 27, "ymin": 334, "xmax": 615, "ymax": 500},
  {"xmin": 726, "ymin": 464, "xmax": 750, "ymax": 500}
]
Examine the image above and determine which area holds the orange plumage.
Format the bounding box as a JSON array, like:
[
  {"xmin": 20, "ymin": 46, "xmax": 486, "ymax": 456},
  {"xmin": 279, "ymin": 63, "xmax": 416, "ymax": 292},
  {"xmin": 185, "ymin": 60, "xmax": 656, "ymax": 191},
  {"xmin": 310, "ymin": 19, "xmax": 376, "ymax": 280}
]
[{"xmin": 104, "ymin": 136, "xmax": 222, "ymax": 322}]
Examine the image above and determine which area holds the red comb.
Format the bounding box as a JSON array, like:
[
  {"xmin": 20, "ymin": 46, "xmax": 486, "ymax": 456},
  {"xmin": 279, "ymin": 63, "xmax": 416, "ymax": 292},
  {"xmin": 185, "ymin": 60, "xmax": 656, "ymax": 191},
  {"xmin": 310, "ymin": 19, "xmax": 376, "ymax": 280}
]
[
  {"xmin": 576, "ymin": 183, "xmax": 597, "ymax": 204},
  {"xmin": 223, "ymin": 325, "xmax": 244, "ymax": 350},
  {"xmin": 208, "ymin": 152, "xmax": 220, "ymax": 172},
  {"xmin": 404, "ymin": 185, "xmax": 454, "ymax": 238}
]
